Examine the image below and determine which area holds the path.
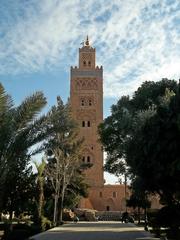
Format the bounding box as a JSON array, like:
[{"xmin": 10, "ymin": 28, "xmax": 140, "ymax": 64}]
[{"xmin": 30, "ymin": 221, "xmax": 154, "ymax": 240}]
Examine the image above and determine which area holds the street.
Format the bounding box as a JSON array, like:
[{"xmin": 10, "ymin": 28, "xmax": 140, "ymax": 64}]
[{"xmin": 30, "ymin": 221, "xmax": 154, "ymax": 240}]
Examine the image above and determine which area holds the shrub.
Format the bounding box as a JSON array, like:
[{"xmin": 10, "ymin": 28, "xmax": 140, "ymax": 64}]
[
  {"xmin": 156, "ymin": 205, "xmax": 180, "ymax": 240},
  {"xmin": 63, "ymin": 209, "xmax": 75, "ymax": 221},
  {"xmin": 74, "ymin": 208, "xmax": 97, "ymax": 221},
  {"xmin": 148, "ymin": 205, "xmax": 180, "ymax": 239},
  {"xmin": 84, "ymin": 209, "xmax": 97, "ymax": 221},
  {"xmin": 40, "ymin": 216, "xmax": 52, "ymax": 231}
]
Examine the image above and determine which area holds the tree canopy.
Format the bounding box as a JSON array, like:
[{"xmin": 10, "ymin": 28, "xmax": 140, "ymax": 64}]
[
  {"xmin": 99, "ymin": 79, "xmax": 179, "ymax": 196},
  {"xmin": 99, "ymin": 78, "xmax": 180, "ymax": 236},
  {"xmin": 0, "ymin": 83, "xmax": 48, "ymax": 217},
  {"xmin": 0, "ymin": 83, "xmax": 87, "ymax": 225},
  {"xmin": 44, "ymin": 97, "xmax": 87, "ymax": 225}
]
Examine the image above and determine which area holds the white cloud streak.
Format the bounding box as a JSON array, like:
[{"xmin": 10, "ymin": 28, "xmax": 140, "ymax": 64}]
[{"xmin": 0, "ymin": 0, "xmax": 179, "ymax": 97}]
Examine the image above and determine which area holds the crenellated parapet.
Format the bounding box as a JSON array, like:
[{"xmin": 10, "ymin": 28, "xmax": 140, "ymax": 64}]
[
  {"xmin": 71, "ymin": 65, "xmax": 102, "ymax": 69},
  {"xmin": 79, "ymin": 46, "xmax": 95, "ymax": 52},
  {"xmin": 71, "ymin": 67, "xmax": 103, "ymax": 77}
]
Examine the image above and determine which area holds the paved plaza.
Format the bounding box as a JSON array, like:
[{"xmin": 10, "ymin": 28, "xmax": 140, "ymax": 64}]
[{"xmin": 30, "ymin": 221, "xmax": 154, "ymax": 240}]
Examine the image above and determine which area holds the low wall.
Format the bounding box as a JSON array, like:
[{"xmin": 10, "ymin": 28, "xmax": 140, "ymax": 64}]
[{"xmin": 96, "ymin": 211, "xmax": 122, "ymax": 221}]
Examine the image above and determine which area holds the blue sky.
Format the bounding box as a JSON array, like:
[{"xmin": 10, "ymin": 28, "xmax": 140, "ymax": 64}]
[{"xmin": 0, "ymin": 0, "xmax": 180, "ymax": 183}]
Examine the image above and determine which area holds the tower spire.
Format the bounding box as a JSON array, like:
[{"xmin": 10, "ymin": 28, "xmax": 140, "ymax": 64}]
[{"xmin": 85, "ymin": 35, "xmax": 89, "ymax": 46}]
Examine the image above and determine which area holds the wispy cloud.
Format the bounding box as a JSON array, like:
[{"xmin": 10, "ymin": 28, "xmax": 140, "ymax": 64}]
[{"xmin": 0, "ymin": 0, "xmax": 179, "ymax": 97}]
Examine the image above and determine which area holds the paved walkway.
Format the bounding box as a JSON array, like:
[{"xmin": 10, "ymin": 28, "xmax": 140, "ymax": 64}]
[{"xmin": 29, "ymin": 221, "xmax": 154, "ymax": 240}]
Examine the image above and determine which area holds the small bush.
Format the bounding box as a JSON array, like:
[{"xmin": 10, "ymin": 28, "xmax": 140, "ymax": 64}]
[
  {"xmin": 156, "ymin": 205, "xmax": 180, "ymax": 228},
  {"xmin": 84, "ymin": 210, "xmax": 97, "ymax": 221},
  {"xmin": 148, "ymin": 205, "xmax": 180, "ymax": 239},
  {"xmin": 63, "ymin": 209, "xmax": 75, "ymax": 221},
  {"xmin": 40, "ymin": 216, "xmax": 52, "ymax": 231}
]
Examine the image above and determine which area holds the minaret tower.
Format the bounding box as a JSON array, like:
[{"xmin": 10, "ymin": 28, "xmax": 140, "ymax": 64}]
[{"xmin": 70, "ymin": 36, "xmax": 104, "ymax": 187}]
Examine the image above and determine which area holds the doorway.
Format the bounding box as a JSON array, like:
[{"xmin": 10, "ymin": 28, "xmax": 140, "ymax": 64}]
[{"xmin": 106, "ymin": 206, "xmax": 110, "ymax": 211}]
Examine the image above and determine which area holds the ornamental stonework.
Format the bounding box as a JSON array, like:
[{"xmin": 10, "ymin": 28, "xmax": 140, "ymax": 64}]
[
  {"xmin": 82, "ymin": 53, "xmax": 92, "ymax": 60},
  {"xmin": 76, "ymin": 109, "xmax": 96, "ymax": 122},
  {"xmin": 71, "ymin": 68, "xmax": 102, "ymax": 77},
  {"xmin": 82, "ymin": 146, "xmax": 95, "ymax": 164},
  {"xmin": 83, "ymin": 144, "xmax": 95, "ymax": 151},
  {"xmin": 75, "ymin": 78, "xmax": 98, "ymax": 90},
  {"xmin": 79, "ymin": 95, "xmax": 95, "ymax": 107}
]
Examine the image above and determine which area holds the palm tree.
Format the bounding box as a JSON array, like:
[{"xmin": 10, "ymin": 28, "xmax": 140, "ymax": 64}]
[
  {"xmin": 0, "ymin": 83, "xmax": 48, "ymax": 217},
  {"xmin": 34, "ymin": 159, "xmax": 46, "ymax": 220}
]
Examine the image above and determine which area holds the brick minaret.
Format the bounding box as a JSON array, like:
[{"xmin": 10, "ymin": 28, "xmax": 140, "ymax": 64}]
[{"xmin": 70, "ymin": 36, "xmax": 104, "ymax": 188}]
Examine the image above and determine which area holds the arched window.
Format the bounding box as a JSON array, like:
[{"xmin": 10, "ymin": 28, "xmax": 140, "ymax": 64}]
[
  {"xmin": 81, "ymin": 99, "xmax": 85, "ymax": 106},
  {"xmin": 87, "ymin": 121, "xmax": 90, "ymax": 127},
  {"xmin": 88, "ymin": 61, "xmax": 91, "ymax": 66},
  {"xmin": 89, "ymin": 99, "xmax": 92, "ymax": 106},
  {"xmin": 99, "ymin": 192, "xmax": 102, "ymax": 198},
  {"xmin": 83, "ymin": 61, "xmax": 86, "ymax": 66},
  {"xmin": 113, "ymin": 192, "xmax": 117, "ymax": 198},
  {"xmin": 87, "ymin": 156, "xmax": 90, "ymax": 162},
  {"xmin": 82, "ymin": 121, "xmax": 85, "ymax": 127},
  {"xmin": 82, "ymin": 156, "xmax": 85, "ymax": 162}
]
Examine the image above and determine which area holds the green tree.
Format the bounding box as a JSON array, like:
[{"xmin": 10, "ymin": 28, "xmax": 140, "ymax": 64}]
[
  {"xmin": 126, "ymin": 177, "xmax": 151, "ymax": 224},
  {"xmin": 99, "ymin": 79, "xmax": 177, "ymax": 175},
  {"xmin": 34, "ymin": 159, "xmax": 46, "ymax": 221},
  {"xmin": 0, "ymin": 83, "xmax": 51, "ymax": 218},
  {"xmin": 63, "ymin": 172, "xmax": 88, "ymax": 209},
  {"xmin": 99, "ymin": 79, "xmax": 180, "ymax": 237},
  {"xmin": 0, "ymin": 83, "xmax": 86, "ymax": 225},
  {"xmin": 42, "ymin": 171, "xmax": 88, "ymax": 222},
  {"xmin": 126, "ymin": 86, "xmax": 180, "ymax": 198},
  {"xmin": 45, "ymin": 97, "xmax": 84, "ymax": 225},
  {"xmin": 99, "ymin": 79, "xmax": 177, "ymax": 179},
  {"xmin": 127, "ymin": 83, "xmax": 180, "ymax": 238}
]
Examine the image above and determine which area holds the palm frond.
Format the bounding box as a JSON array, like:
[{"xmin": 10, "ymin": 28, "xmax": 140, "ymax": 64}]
[
  {"xmin": 0, "ymin": 83, "xmax": 13, "ymax": 113},
  {"xmin": 14, "ymin": 91, "xmax": 46, "ymax": 130},
  {"xmin": 34, "ymin": 158, "xmax": 46, "ymax": 176}
]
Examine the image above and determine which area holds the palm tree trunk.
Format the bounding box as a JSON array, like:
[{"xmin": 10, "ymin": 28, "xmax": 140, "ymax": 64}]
[{"xmin": 38, "ymin": 179, "xmax": 44, "ymax": 219}]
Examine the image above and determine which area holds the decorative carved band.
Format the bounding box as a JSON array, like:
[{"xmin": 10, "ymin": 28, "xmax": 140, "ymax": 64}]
[
  {"xmin": 76, "ymin": 109, "xmax": 96, "ymax": 121},
  {"xmin": 75, "ymin": 78, "xmax": 98, "ymax": 90},
  {"xmin": 71, "ymin": 69, "xmax": 102, "ymax": 77},
  {"xmin": 81, "ymin": 53, "xmax": 92, "ymax": 60},
  {"xmin": 79, "ymin": 95, "xmax": 95, "ymax": 106}
]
